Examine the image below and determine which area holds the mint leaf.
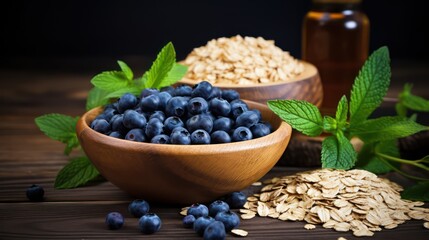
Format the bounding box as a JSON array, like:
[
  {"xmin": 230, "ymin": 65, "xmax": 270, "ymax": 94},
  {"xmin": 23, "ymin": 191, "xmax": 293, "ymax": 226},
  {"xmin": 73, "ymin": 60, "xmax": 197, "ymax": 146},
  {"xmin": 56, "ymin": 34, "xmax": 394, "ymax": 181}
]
[
  {"xmin": 144, "ymin": 42, "xmax": 176, "ymax": 89},
  {"xmin": 350, "ymin": 47, "xmax": 391, "ymax": 126},
  {"xmin": 160, "ymin": 63, "xmax": 188, "ymax": 88},
  {"xmin": 268, "ymin": 100, "xmax": 323, "ymax": 136},
  {"xmin": 35, "ymin": 114, "xmax": 79, "ymax": 155},
  {"xmin": 395, "ymin": 102, "xmax": 407, "ymax": 117},
  {"xmin": 117, "ymin": 60, "xmax": 133, "ymax": 80},
  {"xmin": 91, "ymin": 71, "xmax": 129, "ymax": 92},
  {"xmin": 336, "ymin": 95, "xmax": 348, "ymax": 130},
  {"xmin": 399, "ymin": 83, "xmax": 429, "ymax": 112},
  {"xmin": 356, "ymin": 140, "xmax": 398, "ymax": 174},
  {"xmin": 350, "ymin": 116, "xmax": 428, "ymax": 143},
  {"xmin": 55, "ymin": 156, "xmax": 100, "ymax": 189},
  {"xmin": 321, "ymin": 133, "xmax": 357, "ymax": 170},
  {"xmin": 323, "ymin": 116, "xmax": 337, "ymax": 133},
  {"xmin": 86, "ymin": 87, "xmax": 109, "ymax": 110},
  {"xmin": 401, "ymin": 181, "xmax": 429, "ymax": 201},
  {"xmin": 103, "ymin": 86, "xmax": 141, "ymax": 100}
]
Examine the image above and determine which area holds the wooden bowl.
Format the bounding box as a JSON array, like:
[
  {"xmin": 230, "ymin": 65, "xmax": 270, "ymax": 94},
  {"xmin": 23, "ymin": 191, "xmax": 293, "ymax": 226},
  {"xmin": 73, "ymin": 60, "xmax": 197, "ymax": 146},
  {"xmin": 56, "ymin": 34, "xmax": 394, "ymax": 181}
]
[
  {"xmin": 179, "ymin": 61, "xmax": 323, "ymax": 106},
  {"xmin": 76, "ymin": 100, "xmax": 292, "ymax": 205}
]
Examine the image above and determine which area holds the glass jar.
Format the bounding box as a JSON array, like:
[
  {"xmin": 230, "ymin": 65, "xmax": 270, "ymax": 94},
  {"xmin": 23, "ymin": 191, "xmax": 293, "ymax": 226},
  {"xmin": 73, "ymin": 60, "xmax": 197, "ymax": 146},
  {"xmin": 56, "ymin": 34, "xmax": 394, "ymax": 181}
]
[{"xmin": 302, "ymin": 0, "xmax": 369, "ymax": 111}]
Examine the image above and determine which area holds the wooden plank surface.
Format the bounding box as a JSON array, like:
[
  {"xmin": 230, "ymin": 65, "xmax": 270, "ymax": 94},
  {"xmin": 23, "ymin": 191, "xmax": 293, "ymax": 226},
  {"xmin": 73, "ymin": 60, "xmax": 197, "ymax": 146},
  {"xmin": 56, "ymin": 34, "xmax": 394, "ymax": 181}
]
[{"xmin": 1, "ymin": 61, "xmax": 428, "ymax": 239}]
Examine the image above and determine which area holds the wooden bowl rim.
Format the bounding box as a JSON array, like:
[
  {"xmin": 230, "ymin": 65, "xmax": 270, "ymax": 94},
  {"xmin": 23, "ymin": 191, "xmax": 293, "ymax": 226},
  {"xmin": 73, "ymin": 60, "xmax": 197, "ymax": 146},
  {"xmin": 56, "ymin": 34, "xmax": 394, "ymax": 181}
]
[
  {"xmin": 77, "ymin": 100, "xmax": 292, "ymax": 155},
  {"xmin": 178, "ymin": 60, "xmax": 318, "ymax": 88}
]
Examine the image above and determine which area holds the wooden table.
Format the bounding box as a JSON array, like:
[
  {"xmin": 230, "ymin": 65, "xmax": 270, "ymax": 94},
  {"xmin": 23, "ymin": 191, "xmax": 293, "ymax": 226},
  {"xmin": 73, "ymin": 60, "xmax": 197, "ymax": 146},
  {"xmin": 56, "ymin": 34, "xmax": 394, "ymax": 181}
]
[{"xmin": 1, "ymin": 58, "xmax": 428, "ymax": 239}]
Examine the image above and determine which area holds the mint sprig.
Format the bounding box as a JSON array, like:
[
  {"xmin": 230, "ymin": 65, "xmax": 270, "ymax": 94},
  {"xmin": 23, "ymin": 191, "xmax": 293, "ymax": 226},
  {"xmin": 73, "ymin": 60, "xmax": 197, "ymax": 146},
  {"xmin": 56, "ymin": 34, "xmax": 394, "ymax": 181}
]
[
  {"xmin": 268, "ymin": 46, "xmax": 429, "ymax": 200},
  {"xmin": 35, "ymin": 42, "xmax": 188, "ymax": 189}
]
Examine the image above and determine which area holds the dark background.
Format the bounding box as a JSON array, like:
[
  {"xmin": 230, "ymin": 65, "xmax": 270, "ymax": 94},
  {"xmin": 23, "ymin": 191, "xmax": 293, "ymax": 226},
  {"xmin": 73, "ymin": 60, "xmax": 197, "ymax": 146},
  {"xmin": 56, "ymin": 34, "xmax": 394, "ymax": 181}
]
[{"xmin": 2, "ymin": 0, "xmax": 428, "ymax": 65}]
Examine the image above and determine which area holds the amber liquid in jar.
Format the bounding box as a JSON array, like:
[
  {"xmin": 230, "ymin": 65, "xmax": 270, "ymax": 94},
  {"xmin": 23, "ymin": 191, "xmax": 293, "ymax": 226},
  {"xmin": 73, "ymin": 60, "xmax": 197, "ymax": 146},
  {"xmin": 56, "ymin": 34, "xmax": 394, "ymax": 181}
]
[{"xmin": 302, "ymin": 0, "xmax": 369, "ymax": 111}]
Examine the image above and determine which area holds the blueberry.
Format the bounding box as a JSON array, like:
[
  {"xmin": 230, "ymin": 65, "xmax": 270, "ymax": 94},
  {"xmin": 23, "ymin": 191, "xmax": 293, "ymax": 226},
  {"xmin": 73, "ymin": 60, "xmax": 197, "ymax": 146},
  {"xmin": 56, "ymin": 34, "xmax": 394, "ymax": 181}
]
[
  {"xmin": 251, "ymin": 109, "xmax": 262, "ymax": 120},
  {"xmin": 149, "ymin": 111, "xmax": 166, "ymax": 122},
  {"xmin": 105, "ymin": 212, "xmax": 124, "ymax": 230},
  {"xmin": 261, "ymin": 121, "xmax": 273, "ymax": 132},
  {"xmin": 174, "ymin": 85, "xmax": 193, "ymax": 96},
  {"xmin": 145, "ymin": 118, "xmax": 164, "ymax": 139},
  {"xmin": 170, "ymin": 127, "xmax": 191, "ymax": 145},
  {"xmin": 125, "ymin": 129, "xmax": 146, "ymax": 142},
  {"xmin": 91, "ymin": 119, "xmax": 111, "ymax": 134},
  {"xmin": 208, "ymin": 87, "xmax": 222, "ymax": 100},
  {"xmin": 221, "ymin": 89, "xmax": 240, "ymax": 102},
  {"xmin": 165, "ymin": 96, "xmax": 188, "ymax": 117},
  {"xmin": 210, "ymin": 130, "xmax": 231, "ymax": 144},
  {"xmin": 140, "ymin": 88, "xmax": 159, "ymax": 98},
  {"xmin": 151, "ymin": 134, "xmax": 170, "ymax": 144},
  {"xmin": 209, "ymin": 98, "xmax": 231, "ymax": 117},
  {"xmin": 160, "ymin": 86, "xmax": 175, "ymax": 96},
  {"xmin": 128, "ymin": 199, "xmax": 150, "ymax": 218},
  {"xmin": 139, "ymin": 213, "xmax": 161, "ymax": 234},
  {"xmin": 164, "ymin": 116, "xmax": 184, "ymax": 134},
  {"xmin": 235, "ymin": 111, "xmax": 260, "ymax": 128},
  {"xmin": 230, "ymin": 100, "xmax": 249, "ymax": 119},
  {"xmin": 118, "ymin": 93, "xmax": 138, "ymax": 113},
  {"xmin": 187, "ymin": 97, "xmax": 209, "ymax": 115},
  {"xmin": 183, "ymin": 215, "xmax": 196, "ymax": 228},
  {"xmin": 209, "ymin": 200, "xmax": 230, "ymax": 217},
  {"xmin": 110, "ymin": 114, "xmax": 128, "ymax": 134},
  {"xmin": 187, "ymin": 203, "xmax": 209, "ymax": 218},
  {"xmin": 123, "ymin": 110, "xmax": 147, "ymax": 129},
  {"xmin": 141, "ymin": 94, "xmax": 161, "ymax": 112},
  {"xmin": 231, "ymin": 127, "xmax": 253, "ymax": 142},
  {"xmin": 26, "ymin": 184, "xmax": 44, "ymax": 201},
  {"xmin": 250, "ymin": 123, "xmax": 271, "ymax": 138},
  {"xmin": 192, "ymin": 81, "xmax": 213, "ymax": 99},
  {"xmin": 225, "ymin": 192, "xmax": 246, "ymax": 208},
  {"xmin": 203, "ymin": 221, "xmax": 226, "ymax": 240},
  {"xmin": 158, "ymin": 91, "xmax": 172, "ymax": 110},
  {"xmin": 186, "ymin": 114, "xmax": 213, "ymax": 133},
  {"xmin": 213, "ymin": 117, "xmax": 233, "ymax": 132},
  {"xmin": 214, "ymin": 211, "xmax": 240, "ymax": 232},
  {"xmin": 193, "ymin": 216, "xmax": 215, "ymax": 236},
  {"xmin": 99, "ymin": 107, "xmax": 117, "ymax": 122},
  {"xmin": 109, "ymin": 131, "xmax": 123, "ymax": 138},
  {"xmin": 191, "ymin": 129, "xmax": 211, "ymax": 144}
]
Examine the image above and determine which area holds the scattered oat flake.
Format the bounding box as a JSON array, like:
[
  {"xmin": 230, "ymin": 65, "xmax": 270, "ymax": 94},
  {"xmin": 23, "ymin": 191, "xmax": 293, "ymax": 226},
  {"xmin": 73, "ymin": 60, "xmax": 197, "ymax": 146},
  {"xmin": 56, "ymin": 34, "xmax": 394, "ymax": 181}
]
[
  {"xmin": 231, "ymin": 229, "xmax": 248, "ymax": 237},
  {"xmin": 304, "ymin": 224, "xmax": 316, "ymax": 230},
  {"xmin": 180, "ymin": 209, "xmax": 188, "ymax": 216},
  {"xmin": 424, "ymin": 222, "xmax": 429, "ymax": 229},
  {"xmin": 338, "ymin": 237, "xmax": 347, "ymax": 240},
  {"xmin": 241, "ymin": 212, "xmax": 256, "ymax": 220},
  {"xmin": 252, "ymin": 181, "xmax": 262, "ymax": 186}
]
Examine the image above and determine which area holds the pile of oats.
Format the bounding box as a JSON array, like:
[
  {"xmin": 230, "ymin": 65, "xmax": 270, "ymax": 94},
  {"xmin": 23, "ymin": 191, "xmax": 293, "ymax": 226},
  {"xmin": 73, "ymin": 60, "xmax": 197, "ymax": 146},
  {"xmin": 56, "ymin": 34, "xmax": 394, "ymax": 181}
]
[
  {"xmin": 241, "ymin": 169, "xmax": 429, "ymax": 237},
  {"xmin": 183, "ymin": 35, "xmax": 304, "ymax": 85}
]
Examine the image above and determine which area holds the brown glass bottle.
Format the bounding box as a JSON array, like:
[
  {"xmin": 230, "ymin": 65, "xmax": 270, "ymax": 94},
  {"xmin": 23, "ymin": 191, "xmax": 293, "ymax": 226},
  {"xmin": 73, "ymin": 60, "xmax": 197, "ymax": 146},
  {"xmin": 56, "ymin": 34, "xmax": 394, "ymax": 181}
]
[{"xmin": 302, "ymin": 0, "xmax": 369, "ymax": 111}]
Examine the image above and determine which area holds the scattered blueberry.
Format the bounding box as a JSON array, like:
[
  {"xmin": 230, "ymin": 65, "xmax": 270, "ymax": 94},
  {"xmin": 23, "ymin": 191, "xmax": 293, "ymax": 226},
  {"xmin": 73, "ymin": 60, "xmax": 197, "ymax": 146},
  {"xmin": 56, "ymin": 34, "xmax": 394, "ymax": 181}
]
[
  {"xmin": 231, "ymin": 127, "xmax": 253, "ymax": 142},
  {"xmin": 26, "ymin": 184, "xmax": 44, "ymax": 201},
  {"xmin": 105, "ymin": 212, "xmax": 124, "ymax": 230},
  {"xmin": 139, "ymin": 213, "xmax": 162, "ymax": 234},
  {"xmin": 193, "ymin": 216, "xmax": 215, "ymax": 236},
  {"xmin": 128, "ymin": 199, "xmax": 150, "ymax": 218},
  {"xmin": 225, "ymin": 192, "xmax": 247, "ymax": 208},
  {"xmin": 183, "ymin": 214, "xmax": 196, "ymax": 228},
  {"xmin": 187, "ymin": 203, "xmax": 209, "ymax": 218},
  {"xmin": 214, "ymin": 211, "xmax": 240, "ymax": 232},
  {"xmin": 209, "ymin": 200, "xmax": 230, "ymax": 217},
  {"xmin": 203, "ymin": 221, "xmax": 226, "ymax": 240}
]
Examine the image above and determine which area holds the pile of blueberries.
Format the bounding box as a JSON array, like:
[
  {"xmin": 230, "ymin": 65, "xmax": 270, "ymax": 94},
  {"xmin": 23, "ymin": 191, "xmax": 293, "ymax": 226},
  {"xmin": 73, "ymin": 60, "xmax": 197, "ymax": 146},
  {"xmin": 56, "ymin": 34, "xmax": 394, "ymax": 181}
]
[
  {"xmin": 90, "ymin": 81, "xmax": 272, "ymax": 144},
  {"xmin": 182, "ymin": 191, "xmax": 247, "ymax": 240}
]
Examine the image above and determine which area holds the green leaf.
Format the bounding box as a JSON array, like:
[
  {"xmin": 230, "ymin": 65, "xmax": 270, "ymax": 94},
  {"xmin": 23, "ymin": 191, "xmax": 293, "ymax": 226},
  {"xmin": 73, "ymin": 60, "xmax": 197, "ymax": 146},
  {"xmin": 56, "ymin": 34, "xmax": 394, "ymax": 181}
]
[
  {"xmin": 54, "ymin": 156, "xmax": 100, "ymax": 189},
  {"xmin": 35, "ymin": 114, "xmax": 79, "ymax": 155},
  {"xmin": 356, "ymin": 141, "xmax": 398, "ymax": 174},
  {"xmin": 335, "ymin": 95, "xmax": 348, "ymax": 130},
  {"xmin": 117, "ymin": 60, "xmax": 133, "ymax": 80},
  {"xmin": 90, "ymin": 71, "xmax": 129, "ymax": 92},
  {"xmin": 323, "ymin": 116, "xmax": 337, "ymax": 133},
  {"xmin": 268, "ymin": 100, "xmax": 323, "ymax": 137},
  {"xmin": 103, "ymin": 86, "xmax": 141, "ymax": 100},
  {"xmin": 159, "ymin": 63, "xmax": 188, "ymax": 88},
  {"xmin": 350, "ymin": 116, "xmax": 428, "ymax": 143},
  {"xmin": 86, "ymin": 87, "xmax": 109, "ymax": 110},
  {"xmin": 395, "ymin": 102, "xmax": 407, "ymax": 117},
  {"xmin": 349, "ymin": 47, "xmax": 391, "ymax": 126},
  {"xmin": 144, "ymin": 42, "xmax": 176, "ymax": 89},
  {"xmin": 321, "ymin": 133, "xmax": 357, "ymax": 170},
  {"xmin": 401, "ymin": 181, "xmax": 429, "ymax": 201},
  {"xmin": 399, "ymin": 83, "xmax": 429, "ymax": 112}
]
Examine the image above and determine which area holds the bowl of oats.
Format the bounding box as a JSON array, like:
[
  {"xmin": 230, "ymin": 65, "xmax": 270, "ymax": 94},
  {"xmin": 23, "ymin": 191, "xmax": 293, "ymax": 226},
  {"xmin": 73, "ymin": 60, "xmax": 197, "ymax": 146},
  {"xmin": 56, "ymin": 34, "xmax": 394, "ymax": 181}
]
[{"xmin": 179, "ymin": 35, "xmax": 323, "ymax": 106}]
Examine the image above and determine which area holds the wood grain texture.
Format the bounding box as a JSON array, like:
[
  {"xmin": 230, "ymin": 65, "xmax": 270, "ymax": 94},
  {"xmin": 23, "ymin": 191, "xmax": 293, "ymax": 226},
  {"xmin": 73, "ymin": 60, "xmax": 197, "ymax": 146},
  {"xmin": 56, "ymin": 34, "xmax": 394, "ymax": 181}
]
[{"xmin": 0, "ymin": 64, "xmax": 428, "ymax": 239}]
